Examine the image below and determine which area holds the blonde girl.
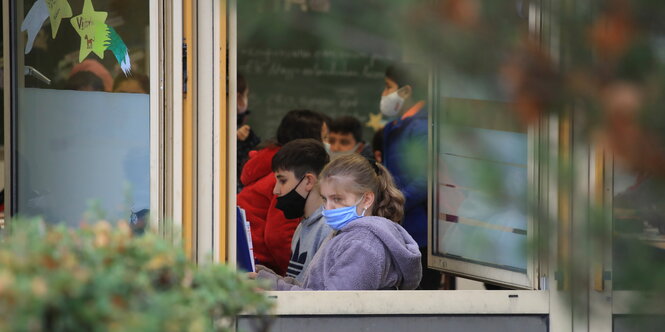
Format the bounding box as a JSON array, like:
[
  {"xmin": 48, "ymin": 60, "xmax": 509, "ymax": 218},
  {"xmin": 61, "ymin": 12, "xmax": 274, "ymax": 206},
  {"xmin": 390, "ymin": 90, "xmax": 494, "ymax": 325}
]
[{"xmin": 252, "ymin": 154, "xmax": 422, "ymax": 290}]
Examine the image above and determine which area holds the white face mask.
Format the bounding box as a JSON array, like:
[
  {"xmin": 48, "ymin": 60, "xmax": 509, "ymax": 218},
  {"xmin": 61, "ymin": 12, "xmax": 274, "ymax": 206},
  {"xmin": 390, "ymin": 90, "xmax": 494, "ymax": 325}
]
[
  {"xmin": 324, "ymin": 142, "xmax": 332, "ymax": 154},
  {"xmin": 380, "ymin": 90, "xmax": 405, "ymax": 117},
  {"xmin": 329, "ymin": 143, "xmax": 361, "ymax": 159}
]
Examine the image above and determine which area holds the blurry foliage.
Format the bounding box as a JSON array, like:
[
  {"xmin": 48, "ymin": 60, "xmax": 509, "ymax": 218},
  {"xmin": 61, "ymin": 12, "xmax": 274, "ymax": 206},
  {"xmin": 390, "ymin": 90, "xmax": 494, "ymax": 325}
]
[
  {"xmin": 389, "ymin": 0, "xmax": 665, "ymax": 313},
  {"xmin": 0, "ymin": 219, "xmax": 271, "ymax": 331},
  {"xmin": 394, "ymin": 0, "xmax": 665, "ymax": 175}
]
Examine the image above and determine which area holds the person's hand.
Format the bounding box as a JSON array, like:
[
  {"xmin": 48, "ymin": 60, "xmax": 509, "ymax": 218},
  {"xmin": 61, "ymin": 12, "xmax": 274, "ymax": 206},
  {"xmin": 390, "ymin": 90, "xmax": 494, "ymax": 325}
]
[
  {"xmin": 247, "ymin": 271, "xmax": 258, "ymax": 279},
  {"xmin": 237, "ymin": 125, "xmax": 251, "ymax": 141}
]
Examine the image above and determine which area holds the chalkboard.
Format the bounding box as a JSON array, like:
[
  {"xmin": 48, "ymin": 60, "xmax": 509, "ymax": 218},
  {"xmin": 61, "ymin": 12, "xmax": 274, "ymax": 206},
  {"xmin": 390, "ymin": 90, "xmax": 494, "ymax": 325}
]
[{"xmin": 238, "ymin": 0, "xmax": 403, "ymax": 143}]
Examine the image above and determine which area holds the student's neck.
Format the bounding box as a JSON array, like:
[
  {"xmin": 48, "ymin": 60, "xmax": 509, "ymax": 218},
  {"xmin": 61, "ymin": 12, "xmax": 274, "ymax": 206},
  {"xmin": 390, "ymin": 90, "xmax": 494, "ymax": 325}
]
[{"xmin": 303, "ymin": 187, "xmax": 322, "ymax": 219}]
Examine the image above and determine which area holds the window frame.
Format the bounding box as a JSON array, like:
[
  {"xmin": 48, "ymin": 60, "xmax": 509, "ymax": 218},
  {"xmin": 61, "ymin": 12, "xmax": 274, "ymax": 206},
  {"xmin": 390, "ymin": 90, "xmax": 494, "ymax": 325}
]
[{"xmin": 2, "ymin": 0, "xmax": 172, "ymax": 235}]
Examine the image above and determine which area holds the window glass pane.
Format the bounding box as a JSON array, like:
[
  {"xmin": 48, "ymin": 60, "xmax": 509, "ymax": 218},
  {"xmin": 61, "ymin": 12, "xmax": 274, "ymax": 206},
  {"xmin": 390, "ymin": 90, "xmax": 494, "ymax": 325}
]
[
  {"xmin": 430, "ymin": 3, "xmax": 531, "ymax": 279},
  {"xmin": 609, "ymin": 5, "xmax": 665, "ymax": 294},
  {"xmin": 434, "ymin": 99, "xmax": 528, "ymax": 274},
  {"xmin": 612, "ymin": 165, "xmax": 665, "ymax": 291},
  {"xmin": 14, "ymin": 0, "xmax": 150, "ymax": 228}
]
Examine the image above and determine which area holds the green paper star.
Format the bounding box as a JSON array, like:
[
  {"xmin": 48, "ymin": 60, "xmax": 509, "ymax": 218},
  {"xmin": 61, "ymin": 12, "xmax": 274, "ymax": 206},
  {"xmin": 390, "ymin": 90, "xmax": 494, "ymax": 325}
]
[
  {"xmin": 45, "ymin": 0, "xmax": 73, "ymax": 38},
  {"xmin": 70, "ymin": 0, "xmax": 109, "ymax": 62}
]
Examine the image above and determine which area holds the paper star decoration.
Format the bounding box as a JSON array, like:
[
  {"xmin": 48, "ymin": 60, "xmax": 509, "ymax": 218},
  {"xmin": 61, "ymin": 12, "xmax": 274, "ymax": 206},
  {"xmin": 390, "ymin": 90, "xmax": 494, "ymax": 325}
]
[
  {"xmin": 45, "ymin": 0, "xmax": 73, "ymax": 38},
  {"xmin": 365, "ymin": 112, "xmax": 385, "ymax": 132},
  {"xmin": 21, "ymin": 0, "xmax": 49, "ymax": 54},
  {"xmin": 70, "ymin": 0, "xmax": 108, "ymax": 62}
]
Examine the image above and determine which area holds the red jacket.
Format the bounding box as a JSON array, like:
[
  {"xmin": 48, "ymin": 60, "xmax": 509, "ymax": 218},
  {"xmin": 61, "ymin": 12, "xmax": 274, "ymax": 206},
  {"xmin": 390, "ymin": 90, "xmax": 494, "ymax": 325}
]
[{"xmin": 237, "ymin": 145, "xmax": 300, "ymax": 276}]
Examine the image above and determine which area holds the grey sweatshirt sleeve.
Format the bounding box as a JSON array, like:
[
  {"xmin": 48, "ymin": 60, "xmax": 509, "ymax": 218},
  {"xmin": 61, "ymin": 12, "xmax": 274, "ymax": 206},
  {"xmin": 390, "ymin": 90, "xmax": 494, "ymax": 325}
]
[
  {"xmin": 257, "ymin": 269, "xmax": 307, "ymax": 291},
  {"xmin": 323, "ymin": 238, "xmax": 385, "ymax": 290},
  {"xmin": 259, "ymin": 237, "xmax": 386, "ymax": 290}
]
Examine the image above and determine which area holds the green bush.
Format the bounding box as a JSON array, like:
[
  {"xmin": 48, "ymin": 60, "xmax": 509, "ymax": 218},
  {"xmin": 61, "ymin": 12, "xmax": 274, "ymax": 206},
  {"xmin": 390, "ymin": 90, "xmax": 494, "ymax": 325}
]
[{"xmin": 0, "ymin": 220, "xmax": 271, "ymax": 331}]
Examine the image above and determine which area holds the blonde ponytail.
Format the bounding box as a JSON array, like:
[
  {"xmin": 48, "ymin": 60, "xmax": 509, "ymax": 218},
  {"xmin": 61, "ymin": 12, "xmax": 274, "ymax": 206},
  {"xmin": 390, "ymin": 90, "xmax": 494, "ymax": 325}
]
[
  {"xmin": 372, "ymin": 162, "xmax": 405, "ymax": 223},
  {"xmin": 319, "ymin": 154, "xmax": 405, "ymax": 223}
]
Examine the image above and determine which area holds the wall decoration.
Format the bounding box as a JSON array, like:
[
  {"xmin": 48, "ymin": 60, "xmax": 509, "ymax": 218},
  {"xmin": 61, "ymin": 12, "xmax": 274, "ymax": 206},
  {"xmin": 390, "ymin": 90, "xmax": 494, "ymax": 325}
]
[
  {"xmin": 365, "ymin": 112, "xmax": 386, "ymax": 132},
  {"xmin": 45, "ymin": 0, "xmax": 73, "ymax": 38},
  {"xmin": 70, "ymin": 0, "xmax": 108, "ymax": 62},
  {"xmin": 106, "ymin": 26, "xmax": 131, "ymax": 75},
  {"xmin": 21, "ymin": 0, "xmax": 49, "ymax": 54},
  {"xmin": 22, "ymin": 0, "xmax": 133, "ymax": 74},
  {"xmin": 21, "ymin": 0, "xmax": 73, "ymax": 53},
  {"xmin": 69, "ymin": 0, "xmax": 132, "ymax": 75}
]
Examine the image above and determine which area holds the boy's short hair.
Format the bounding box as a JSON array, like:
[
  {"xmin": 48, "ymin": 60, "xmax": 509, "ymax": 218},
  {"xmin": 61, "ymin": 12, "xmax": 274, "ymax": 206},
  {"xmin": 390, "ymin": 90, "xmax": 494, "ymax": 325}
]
[
  {"xmin": 272, "ymin": 138, "xmax": 330, "ymax": 178},
  {"xmin": 385, "ymin": 64, "xmax": 427, "ymax": 101},
  {"xmin": 329, "ymin": 116, "xmax": 363, "ymax": 143},
  {"xmin": 276, "ymin": 109, "xmax": 325, "ymax": 146}
]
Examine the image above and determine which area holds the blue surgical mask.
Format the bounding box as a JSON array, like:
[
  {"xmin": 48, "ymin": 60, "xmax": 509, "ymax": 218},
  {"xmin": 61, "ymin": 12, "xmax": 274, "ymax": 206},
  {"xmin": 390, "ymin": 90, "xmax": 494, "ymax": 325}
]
[{"xmin": 322, "ymin": 195, "xmax": 366, "ymax": 230}]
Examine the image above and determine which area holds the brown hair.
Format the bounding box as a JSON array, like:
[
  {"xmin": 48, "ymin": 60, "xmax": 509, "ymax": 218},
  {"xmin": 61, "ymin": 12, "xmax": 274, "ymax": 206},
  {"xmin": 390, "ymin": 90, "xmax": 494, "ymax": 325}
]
[{"xmin": 319, "ymin": 154, "xmax": 405, "ymax": 223}]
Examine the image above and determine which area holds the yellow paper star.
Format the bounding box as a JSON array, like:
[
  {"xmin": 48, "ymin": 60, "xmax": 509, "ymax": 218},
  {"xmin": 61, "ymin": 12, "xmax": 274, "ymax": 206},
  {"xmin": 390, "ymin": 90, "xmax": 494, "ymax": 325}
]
[
  {"xmin": 70, "ymin": 0, "xmax": 109, "ymax": 62},
  {"xmin": 365, "ymin": 112, "xmax": 385, "ymax": 132},
  {"xmin": 45, "ymin": 0, "xmax": 73, "ymax": 38}
]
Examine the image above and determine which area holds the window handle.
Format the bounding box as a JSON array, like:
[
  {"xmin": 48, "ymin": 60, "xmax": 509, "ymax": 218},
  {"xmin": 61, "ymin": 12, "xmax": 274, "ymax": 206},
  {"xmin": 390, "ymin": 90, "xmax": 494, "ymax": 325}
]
[{"xmin": 24, "ymin": 66, "xmax": 51, "ymax": 85}]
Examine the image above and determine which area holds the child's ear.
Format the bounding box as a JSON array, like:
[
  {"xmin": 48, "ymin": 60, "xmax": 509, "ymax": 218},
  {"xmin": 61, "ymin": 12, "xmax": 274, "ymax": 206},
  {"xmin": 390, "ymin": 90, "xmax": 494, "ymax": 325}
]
[
  {"xmin": 397, "ymin": 85, "xmax": 412, "ymax": 99},
  {"xmin": 363, "ymin": 192, "xmax": 375, "ymax": 210},
  {"xmin": 304, "ymin": 173, "xmax": 317, "ymax": 191}
]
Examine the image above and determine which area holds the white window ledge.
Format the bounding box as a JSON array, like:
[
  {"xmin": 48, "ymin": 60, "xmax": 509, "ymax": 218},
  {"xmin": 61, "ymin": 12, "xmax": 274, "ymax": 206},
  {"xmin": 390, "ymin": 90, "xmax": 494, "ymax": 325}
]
[{"xmin": 263, "ymin": 290, "xmax": 549, "ymax": 316}]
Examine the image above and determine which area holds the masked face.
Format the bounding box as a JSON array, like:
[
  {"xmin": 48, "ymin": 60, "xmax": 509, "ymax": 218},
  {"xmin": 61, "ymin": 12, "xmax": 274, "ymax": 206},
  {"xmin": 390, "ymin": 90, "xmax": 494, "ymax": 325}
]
[
  {"xmin": 274, "ymin": 171, "xmax": 309, "ymax": 219},
  {"xmin": 328, "ymin": 132, "xmax": 358, "ymax": 152},
  {"xmin": 380, "ymin": 90, "xmax": 405, "ymax": 117},
  {"xmin": 329, "ymin": 143, "xmax": 361, "ymax": 159},
  {"xmin": 320, "ymin": 177, "xmax": 372, "ymax": 230},
  {"xmin": 322, "ymin": 194, "xmax": 366, "ymax": 230},
  {"xmin": 328, "ymin": 132, "xmax": 361, "ymax": 159}
]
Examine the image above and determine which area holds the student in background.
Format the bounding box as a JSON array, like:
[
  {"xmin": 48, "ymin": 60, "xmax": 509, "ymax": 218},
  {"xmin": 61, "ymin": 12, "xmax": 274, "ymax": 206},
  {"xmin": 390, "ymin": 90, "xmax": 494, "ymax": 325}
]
[
  {"xmin": 236, "ymin": 73, "xmax": 261, "ymax": 192},
  {"xmin": 371, "ymin": 127, "xmax": 384, "ymax": 164},
  {"xmin": 251, "ymin": 154, "xmax": 422, "ymax": 290},
  {"xmin": 271, "ymin": 138, "xmax": 333, "ymax": 282},
  {"xmin": 113, "ymin": 73, "xmax": 149, "ymax": 94},
  {"xmin": 328, "ymin": 115, "xmax": 374, "ymax": 161},
  {"xmin": 237, "ymin": 110, "xmax": 327, "ymax": 276},
  {"xmin": 380, "ymin": 64, "xmax": 447, "ymax": 290},
  {"xmin": 65, "ymin": 59, "xmax": 113, "ymax": 92}
]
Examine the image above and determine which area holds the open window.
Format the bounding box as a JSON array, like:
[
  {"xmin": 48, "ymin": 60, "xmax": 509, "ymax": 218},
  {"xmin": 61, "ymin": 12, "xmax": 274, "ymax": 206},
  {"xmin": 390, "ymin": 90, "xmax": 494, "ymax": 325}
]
[{"xmin": 235, "ymin": 0, "xmax": 546, "ymax": 290}]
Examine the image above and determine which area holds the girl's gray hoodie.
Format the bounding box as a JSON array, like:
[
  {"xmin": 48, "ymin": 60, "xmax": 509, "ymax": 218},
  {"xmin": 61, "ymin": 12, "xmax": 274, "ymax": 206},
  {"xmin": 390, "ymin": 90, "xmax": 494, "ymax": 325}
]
[{"xmin": 257, "ymin": 216, "xmax": 422, "ymax": 290}]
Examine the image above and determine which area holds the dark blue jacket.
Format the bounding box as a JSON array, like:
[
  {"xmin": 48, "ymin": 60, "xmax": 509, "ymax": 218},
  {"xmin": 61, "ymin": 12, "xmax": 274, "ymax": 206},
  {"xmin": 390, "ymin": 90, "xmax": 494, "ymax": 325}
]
[{"xmin": 383, "ymin": 107, "xmax": 428, "ymax": 247}]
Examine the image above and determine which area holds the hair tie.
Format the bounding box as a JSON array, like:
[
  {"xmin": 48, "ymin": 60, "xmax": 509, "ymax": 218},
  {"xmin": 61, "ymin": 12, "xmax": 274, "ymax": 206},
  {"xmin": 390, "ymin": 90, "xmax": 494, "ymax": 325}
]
[{"xmin": 368, "ymin": 159, "xmax": 382, "ymax": 175}]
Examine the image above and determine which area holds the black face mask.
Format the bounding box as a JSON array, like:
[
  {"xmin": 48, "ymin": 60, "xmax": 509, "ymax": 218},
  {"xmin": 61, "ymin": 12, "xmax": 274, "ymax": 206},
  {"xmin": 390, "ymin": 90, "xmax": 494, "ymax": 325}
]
[{"xmin": 275, "ymin": 176, "xmax": 310, "ymax": 219}]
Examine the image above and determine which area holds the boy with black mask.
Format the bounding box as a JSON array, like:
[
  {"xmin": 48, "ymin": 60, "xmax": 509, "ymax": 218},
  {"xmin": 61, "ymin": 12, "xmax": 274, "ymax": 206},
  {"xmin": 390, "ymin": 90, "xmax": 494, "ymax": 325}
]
[{"xmin": 271, "ymin": 138, "xmax": 333, "ymax": 282}]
